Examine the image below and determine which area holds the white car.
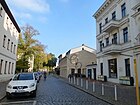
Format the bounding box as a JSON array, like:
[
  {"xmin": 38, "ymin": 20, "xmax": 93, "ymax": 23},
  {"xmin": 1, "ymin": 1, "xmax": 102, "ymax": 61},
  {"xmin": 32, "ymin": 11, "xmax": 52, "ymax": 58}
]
[{"xmin": 6, "ymin": 73, "xmax": 37, "ymax": 99}]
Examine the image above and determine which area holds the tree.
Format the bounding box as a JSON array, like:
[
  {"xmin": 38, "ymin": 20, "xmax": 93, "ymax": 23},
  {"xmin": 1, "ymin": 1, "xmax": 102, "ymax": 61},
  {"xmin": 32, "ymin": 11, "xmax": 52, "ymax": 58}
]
[
  {"xmin": 43, "ymin": 53, "xmax": 57, "ymax": 71},
  {"xmin": 16, "ymin": 24, "xmax": 42, "ymax": 72}
]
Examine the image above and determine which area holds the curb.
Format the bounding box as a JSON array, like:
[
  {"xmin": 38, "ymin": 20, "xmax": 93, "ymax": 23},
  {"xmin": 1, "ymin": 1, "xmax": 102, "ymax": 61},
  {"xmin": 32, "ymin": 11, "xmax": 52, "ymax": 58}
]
[
  {"xmin": 67, "ymin": 83, "xmax": 114, "ymax": 105},
  {"xmin": 0, "ymin": 95, "xmax": 6, "ymax": 102},
  {"xmin": 53, "ymin": 75, "xmax": 129, "ymax": 105}
]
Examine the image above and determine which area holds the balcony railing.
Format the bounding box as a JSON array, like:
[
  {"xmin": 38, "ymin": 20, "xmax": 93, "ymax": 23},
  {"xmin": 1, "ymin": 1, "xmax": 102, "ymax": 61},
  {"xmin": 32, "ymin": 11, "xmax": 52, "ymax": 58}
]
[
  {"xmin": 102, "ymin": 19, "xmax": 120, "ymax": 32},
  {"xmin": 103, "ymin": 43, "xmax": 121, "ymax": 55},
  {"xmin": 101, "ymin": 15, "xmax": 129, "ymax": 33}
]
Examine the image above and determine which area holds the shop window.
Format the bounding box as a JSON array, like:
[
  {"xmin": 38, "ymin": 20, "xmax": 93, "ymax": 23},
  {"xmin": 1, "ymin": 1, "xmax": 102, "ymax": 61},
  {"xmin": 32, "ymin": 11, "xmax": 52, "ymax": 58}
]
[
  {"xmin": 108, "ymin": 59, "xmax": 117, "ymax": 78},
  {"xmin": 125, "ymin": 58, "xmax": 131, "ymax": 76},
  {"xmin": 100, "ymin": 63, "xmax": 103, "ymax": 75}
]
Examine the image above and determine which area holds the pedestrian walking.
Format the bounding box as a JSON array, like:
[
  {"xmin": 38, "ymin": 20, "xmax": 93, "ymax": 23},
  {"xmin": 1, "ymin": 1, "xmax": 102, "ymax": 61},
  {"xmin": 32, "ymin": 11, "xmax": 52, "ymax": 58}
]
[{"xmin": 44, "ymin": 71, "xmax": 47, "ymax": 80}]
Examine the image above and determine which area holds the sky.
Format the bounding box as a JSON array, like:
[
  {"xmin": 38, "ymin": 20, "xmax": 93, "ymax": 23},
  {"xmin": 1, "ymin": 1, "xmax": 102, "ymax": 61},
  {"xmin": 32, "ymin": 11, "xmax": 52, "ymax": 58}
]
[{"xmin": 5, "ymin": 0, "xmax": 105, "ymax": 57}]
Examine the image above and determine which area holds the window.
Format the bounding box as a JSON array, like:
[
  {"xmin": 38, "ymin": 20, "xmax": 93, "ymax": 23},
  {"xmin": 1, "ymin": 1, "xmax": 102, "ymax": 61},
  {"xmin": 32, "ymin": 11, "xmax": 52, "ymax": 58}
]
[
  {"xmin": 123, "ymin": 27, "xmax": 128, "ymax": 43},
  {"xmin": 4, "ymin": 61, "xmax": 7, "ymax": 74},
  {"xmin": 99, "ymin": 23, "xmax": 102, "ymax": 34},
  {"xmin": 0, "ymin": 7, "xmax": 3, "ymax": 16},
  {"xmin": 13, "ymin": 45, "xmax": 16, "ymax": 54},
  {"xmin": 112, "ymin": 11, "xmax": 116, "ymax": 20},
  {"xmin": 7, "ymin": 39, "xmax": 10, "ymax": 50},
  {"xmin": 100, "ymin": 63, "xmax": 103, "ymax": 75},
  {"xmin": 112, "ymin": 33, "xmax": 117, "ymax": 44},
  {"xmin": 125, "ymin": 58, "xmax": 131, "ymax": 76},
  {"xmin": 8, "ymin": 62, "xmax": 11, "ymax": 74},
  {"xmin": 121, "ymin": 3, "xmax": 126, "ymax": 18},
  {"xmin": 100, "ymin": 41, "xmax": 103, "ymax": 52},
  {"xmin": 105, "ymin": 18, "xmax": 108, "ymax": 24},
  {"xmin": 0, "ymin": 59, "xmax": 3, "ymax": 74},
  {"xmin": 11, "ymin": 63, "xmax": 14, "ymax": 74},
  {"xmin": 138, "ymin": 8, "xmax": 140, "ymax": 12},
  {"xmin": 106, "ymin": 37, "xmax": 109, "ymax": 46},
  {"xmin": 108, "ymin": 59, "xmax": 117, "ymax": 78},
  {"xmin": 3, "ymin": 35, "xmax": 6, "ymax": 48},
  {"xmin": 13, "ymin": 73, "xmax": 33, "ymax": 80},
  {"xmin": 11, "ymin": 42, "xmax": 13, "ymax": 52}
]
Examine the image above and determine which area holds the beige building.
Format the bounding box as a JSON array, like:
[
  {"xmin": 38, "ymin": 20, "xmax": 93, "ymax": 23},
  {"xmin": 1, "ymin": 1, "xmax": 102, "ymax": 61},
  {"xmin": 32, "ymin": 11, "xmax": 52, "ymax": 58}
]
[
  {"xmin": 93, "ymin": 0, "xmax": 140, "ymax": 85},
  {"xmin": 0, "ymin": 0, "xmax": 20, "ymax": 82},
  {"xmin": 58, "ymin": 44, "xmax": 96, "ymax": 78}
]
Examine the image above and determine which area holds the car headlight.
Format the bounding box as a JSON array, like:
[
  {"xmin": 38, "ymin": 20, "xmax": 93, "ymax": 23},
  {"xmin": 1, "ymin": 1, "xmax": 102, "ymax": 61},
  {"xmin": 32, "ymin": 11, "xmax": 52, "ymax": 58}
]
[
  {"xmin": 29, "ymin": 83, "xmax": 35, "ymax": 88},
  {"xmin": 7, "ymin": 85, "xmax": 12, "ymax": 89}
]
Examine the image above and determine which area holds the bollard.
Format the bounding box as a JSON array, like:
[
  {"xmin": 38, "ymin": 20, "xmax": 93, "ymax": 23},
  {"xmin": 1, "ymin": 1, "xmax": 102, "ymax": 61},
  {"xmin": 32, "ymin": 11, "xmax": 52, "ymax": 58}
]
[
  {"xmin": 86, "ymin": 80, "xmax": 88, "ymax": 90},
  {"xmin": 74, "ymin": 76, "xmax": 76, "ymax": 84},
  {"xmin": 71, "ymin": 77, "xmax": 73, "ymax": 84},
  {"xmin": 102, "ymin": 84, "xmax": 104, "ymax": 95},
  {"xmin": 92, "ymin": 81, "xmax": 95, "ymax": 92},
  {"xmin": 77, "ymin": 78, "xmax": 79, "ymax": 85},
  {"xmin": 114, "ymin": 85, "xmax": 117, "ymax": 101},
  {"xmin": 81, "ymin": 78, "xmax": 83, "ymax": 87},
  {"xmin": 69, "ymin": 77, "xmax": 70, "ymax": 83}
]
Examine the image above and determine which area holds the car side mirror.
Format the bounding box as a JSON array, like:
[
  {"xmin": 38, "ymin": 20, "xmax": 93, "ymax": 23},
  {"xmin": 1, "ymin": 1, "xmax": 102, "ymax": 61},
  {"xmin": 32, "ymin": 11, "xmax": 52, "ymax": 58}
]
[{"xmin": 9, "ymin": 78, "xmax": 12, "ymax": 81}]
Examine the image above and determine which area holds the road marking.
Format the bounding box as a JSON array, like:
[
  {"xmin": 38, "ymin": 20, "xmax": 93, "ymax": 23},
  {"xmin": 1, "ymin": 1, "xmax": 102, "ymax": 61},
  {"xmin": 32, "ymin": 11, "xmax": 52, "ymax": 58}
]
[{"xmin": 0, "ymin": 100, "xmax": 36, "ymax": 105}]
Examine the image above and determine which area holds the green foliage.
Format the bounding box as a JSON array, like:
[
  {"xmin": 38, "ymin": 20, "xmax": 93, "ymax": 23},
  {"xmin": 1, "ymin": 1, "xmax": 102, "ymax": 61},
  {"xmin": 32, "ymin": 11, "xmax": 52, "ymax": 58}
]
[
  {"xmin": 16, "ymin": 24, "xmax": 57, "ymax": 72},
  {"xmin": 43, "ymin": 54, "xmax": 57, "ymax": 70}
]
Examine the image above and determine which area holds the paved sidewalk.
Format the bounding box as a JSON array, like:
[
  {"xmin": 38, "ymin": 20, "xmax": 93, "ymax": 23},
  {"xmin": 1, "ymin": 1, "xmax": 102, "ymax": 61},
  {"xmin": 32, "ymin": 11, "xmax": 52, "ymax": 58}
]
[
  {"xmin": 54, "ymin": 75, "xmax": 137, "ymax": 105},
  {"xmin": 0, "ymin": 81, "xmax": 9, "ymax": 101}
]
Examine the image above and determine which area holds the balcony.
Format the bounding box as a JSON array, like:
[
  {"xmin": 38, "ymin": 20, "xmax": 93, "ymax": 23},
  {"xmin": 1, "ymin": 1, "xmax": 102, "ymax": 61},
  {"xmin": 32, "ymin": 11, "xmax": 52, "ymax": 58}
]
[
  {"xmin": 103, "ymin": 44, "xmax": 122, "ymax": 55},
  {"xmin": 102, "ymin": 19, "xmax": 120, "ymax": 32}
]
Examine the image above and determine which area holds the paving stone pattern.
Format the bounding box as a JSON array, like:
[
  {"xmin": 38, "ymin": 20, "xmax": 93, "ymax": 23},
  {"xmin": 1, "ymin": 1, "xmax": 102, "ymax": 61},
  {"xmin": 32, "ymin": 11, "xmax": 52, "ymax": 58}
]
[{"xmin": 36, "ymin": 76, "xmax": 111, "ymax": 105}]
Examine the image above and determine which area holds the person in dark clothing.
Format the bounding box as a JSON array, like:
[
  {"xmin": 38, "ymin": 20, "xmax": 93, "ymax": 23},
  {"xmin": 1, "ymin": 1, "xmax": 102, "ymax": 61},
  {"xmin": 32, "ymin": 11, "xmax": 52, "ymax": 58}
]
[{"xmin": 44, "ymin": 71, "xmax": 47, "ymax": 80}]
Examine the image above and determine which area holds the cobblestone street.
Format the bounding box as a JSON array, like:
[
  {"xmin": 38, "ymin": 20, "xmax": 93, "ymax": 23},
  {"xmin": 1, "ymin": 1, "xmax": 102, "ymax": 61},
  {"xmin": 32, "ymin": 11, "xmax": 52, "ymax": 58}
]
[{"xmin": 36, "ymin": 75, "xmax": 111, "ymax": 105}]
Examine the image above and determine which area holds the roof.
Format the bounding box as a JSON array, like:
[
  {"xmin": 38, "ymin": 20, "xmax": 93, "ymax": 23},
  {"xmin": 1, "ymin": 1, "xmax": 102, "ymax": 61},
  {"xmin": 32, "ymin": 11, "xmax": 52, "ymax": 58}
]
[
  {"xmin": 59, "ymin": 44, "xmax": 96, "ymax": 59},
  {"xmin": 0, "ymin": 0, "xmax": 20, "ymax": 33},
  {"xmin": 69, "ymin": 44, "xmax": 96, "ymax": 55},
  {"xmin": 93, "ymin": 0, "xmax": 114, "ymax": 19}
]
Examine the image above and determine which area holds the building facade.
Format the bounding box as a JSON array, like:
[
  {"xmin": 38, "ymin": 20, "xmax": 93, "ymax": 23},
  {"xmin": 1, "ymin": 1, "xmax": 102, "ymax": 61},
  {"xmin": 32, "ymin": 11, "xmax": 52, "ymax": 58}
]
[
  {"xmin": 94, "ymin": 0, "xmax": 140, "ymax": 85},
  {"xmin": 58, "ymin": 44, "xmax": 96, "ymax": 78},
  {"xmin": 0, "ymin": 0, "xmax": 20, "ymax": 82}
]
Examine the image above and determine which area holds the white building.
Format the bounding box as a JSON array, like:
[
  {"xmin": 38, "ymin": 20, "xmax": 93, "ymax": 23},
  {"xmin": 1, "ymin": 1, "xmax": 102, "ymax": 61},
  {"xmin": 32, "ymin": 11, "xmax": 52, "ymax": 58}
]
[
  {"xmin": 0, "ymin": 0, "xmax": 20, "ymax": 82},
  {"xmin": 93, "ymin": 0, "xmax": 140, "ymax": 85},
  {"xmin": 58, "ymin": 44, "xmax": 96, "ymax": 78}
]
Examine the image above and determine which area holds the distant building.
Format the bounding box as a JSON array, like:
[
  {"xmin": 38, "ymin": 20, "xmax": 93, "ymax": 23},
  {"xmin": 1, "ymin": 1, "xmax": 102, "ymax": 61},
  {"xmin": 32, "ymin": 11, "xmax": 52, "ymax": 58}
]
[
  {"xmin": 93, "ymin": 0, "xmax": 140, "ymax": 85},
  {"xmin": 86, "ymin": 63, "xmax": 97, "ymax": 80},
  {"xmin": 28, "ymin": 55, "xmax": 34, "ymax": 72},
  {"xmin": 0, "ymin": 0, "xmax": 20, "ymax": 82},
  {"xmin": 58, "ymin": 44, "xmax": 96, "ymax": 78}
]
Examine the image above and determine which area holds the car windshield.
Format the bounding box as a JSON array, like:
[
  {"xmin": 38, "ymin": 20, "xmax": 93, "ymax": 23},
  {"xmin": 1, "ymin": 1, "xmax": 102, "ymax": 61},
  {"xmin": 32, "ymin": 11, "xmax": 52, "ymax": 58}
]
[{"xmin": 13, "ymin": 73, "xmax": 33, "ymax": 80}]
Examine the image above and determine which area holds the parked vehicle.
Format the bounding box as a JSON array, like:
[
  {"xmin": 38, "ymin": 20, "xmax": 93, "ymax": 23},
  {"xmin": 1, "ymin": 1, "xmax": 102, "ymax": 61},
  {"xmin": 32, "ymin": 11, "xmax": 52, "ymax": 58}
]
[
  {"xmin": 6, "ymin": 72, "xmax": 37, "ymax": 99},
  {"xmin": 34, "ymin": 72, "xmax": 40, "ymax": 83}
]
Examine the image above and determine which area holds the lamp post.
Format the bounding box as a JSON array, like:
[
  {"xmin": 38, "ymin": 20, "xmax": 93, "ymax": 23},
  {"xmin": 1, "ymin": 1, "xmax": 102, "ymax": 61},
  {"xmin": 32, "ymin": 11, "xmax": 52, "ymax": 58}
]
[{"xmin": 134, "ymin": 55, "xmax": 140, "ymax": 105}]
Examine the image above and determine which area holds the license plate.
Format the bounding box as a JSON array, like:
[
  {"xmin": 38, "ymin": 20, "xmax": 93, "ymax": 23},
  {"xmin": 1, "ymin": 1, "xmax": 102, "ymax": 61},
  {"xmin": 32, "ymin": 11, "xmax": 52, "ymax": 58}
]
[{"xmin": 15, "ymin": 89, "xmax": 25, "ymax": 93}]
